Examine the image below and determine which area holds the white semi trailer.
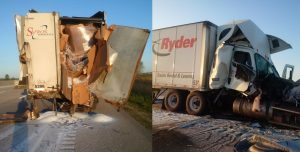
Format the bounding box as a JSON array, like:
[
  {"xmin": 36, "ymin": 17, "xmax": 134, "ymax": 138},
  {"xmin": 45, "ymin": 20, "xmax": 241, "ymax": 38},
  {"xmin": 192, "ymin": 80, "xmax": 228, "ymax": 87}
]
[{"xmin": 153, "ymin": 20, "xmax": 300, "ymax": 128}]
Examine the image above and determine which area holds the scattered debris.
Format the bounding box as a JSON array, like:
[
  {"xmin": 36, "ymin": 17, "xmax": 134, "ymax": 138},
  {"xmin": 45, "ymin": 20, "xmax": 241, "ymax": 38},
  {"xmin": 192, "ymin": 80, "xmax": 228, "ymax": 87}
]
[{"xmin": 152, "ymin": 105, "xmax": 300, "ymax": 152}]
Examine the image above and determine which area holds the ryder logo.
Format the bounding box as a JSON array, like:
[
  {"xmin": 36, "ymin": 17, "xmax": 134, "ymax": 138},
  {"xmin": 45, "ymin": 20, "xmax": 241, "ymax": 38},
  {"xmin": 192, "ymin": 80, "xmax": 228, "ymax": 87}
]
[
  {"xmin": 161, "ymin": 36, "xmax": 196, "ymax": 51},
  {"xmin": 152, "ymin": 39, "xmax": 170, "ymax": 56},
  {"xmin": 153, "ymin": 36, "xmax": 197, "ymax": 56}
]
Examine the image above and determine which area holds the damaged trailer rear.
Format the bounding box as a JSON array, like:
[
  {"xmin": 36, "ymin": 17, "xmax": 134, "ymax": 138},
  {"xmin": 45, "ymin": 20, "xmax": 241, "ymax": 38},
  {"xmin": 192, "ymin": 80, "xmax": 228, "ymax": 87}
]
[{"xmin": 15, "ymin": 11, "xmax": 149, "ymax": 117}]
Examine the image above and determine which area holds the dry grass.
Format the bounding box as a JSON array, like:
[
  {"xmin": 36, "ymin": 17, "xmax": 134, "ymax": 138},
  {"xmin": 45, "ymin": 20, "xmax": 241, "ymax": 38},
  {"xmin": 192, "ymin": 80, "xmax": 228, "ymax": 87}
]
[{"xmin": 124, "ymin": 73, "xmax": 152, "ymax": 129}]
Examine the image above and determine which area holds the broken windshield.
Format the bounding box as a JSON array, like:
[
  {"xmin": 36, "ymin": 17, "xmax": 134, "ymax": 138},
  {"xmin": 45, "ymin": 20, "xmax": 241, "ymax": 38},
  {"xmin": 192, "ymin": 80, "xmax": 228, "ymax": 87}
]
[{"xmin": 255, "ymin": 54, "xmax": 279, "ymax": 80}]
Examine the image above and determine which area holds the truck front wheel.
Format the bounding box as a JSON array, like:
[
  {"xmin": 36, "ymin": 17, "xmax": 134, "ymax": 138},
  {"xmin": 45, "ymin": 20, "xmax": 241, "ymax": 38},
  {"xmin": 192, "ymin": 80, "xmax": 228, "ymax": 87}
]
[
  {"xmin": 186, "ymin": 92, "xmax": 207, "ymax": 115},
  {"xmin": 164, "ymin": 90, "xmax": 184, "ymax": 112}
]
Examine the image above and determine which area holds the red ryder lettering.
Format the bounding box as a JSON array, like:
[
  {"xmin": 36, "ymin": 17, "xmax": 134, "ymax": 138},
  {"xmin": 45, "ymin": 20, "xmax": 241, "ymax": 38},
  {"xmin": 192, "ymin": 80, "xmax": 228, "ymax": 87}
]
[{"xmin": 161, "ymin": 36, "xmax": 197, "ymax": 52}]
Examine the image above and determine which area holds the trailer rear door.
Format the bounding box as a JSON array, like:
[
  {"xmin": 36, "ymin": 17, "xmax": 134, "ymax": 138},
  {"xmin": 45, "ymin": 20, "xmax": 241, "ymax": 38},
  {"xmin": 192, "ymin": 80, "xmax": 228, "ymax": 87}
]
[
  {"xmin": 89, "ymin": 26, "xmax": 149, "ymax": 105},
  {"xmin": 21, "ymin": 13, "xmax": 60, "ymax": 92}
]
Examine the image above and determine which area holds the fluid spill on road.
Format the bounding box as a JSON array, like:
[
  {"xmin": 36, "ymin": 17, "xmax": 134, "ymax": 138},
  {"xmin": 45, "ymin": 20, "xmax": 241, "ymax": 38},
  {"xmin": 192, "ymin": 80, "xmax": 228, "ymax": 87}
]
[{"xmin": 0, "ymin": 111, "xmax": 114, "ymax": 152}]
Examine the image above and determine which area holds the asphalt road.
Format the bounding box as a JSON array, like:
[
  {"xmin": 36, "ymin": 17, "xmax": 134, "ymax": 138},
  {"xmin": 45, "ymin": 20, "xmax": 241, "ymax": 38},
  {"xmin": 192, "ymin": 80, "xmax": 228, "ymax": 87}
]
[
  {"xmin": 152, "ymin": 103, "xmax": 300, "ymax": 152},
  {"xmin": 0, "ymin": 81, "xmax": 152, "ymax": 152}
]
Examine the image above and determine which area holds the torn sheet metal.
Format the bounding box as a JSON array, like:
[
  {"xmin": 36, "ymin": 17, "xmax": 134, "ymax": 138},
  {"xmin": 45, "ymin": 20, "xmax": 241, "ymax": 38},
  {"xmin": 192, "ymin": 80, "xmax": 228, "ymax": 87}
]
[
  {"xmin": 64, "ymin": 24, "xmax": 97, "ymax": 55},
  {"xmin": 15, "ymin": 15, "xmax": 28, "ymax": 84},
  {"xmin": 89, "ymin": 26, "xmax": 150, "ymax": 105},
  {"xmin": 15, "ymin": 15, "xmax": 25, "ymax": 54},
  {"xmin": 72, "ymin": 76, "xmax": 90, "ymax": 105},
  {"xmin": 88, "ymin": 40, "xmax": 109, "ymax": 84},
  {"xmin": 209, "ymin": 44, "xmax": 234, "ymax": 89},
  {"xmin": 61, "ymin": 64, "xmax": 72, "ymax": 100},
  {"xmin": 234, "ymin": 135, "xmax": 300, "ymax": 152},
  {"xmin": 218, "ymin": 20, "xmax": 270, "ymax": 54}
]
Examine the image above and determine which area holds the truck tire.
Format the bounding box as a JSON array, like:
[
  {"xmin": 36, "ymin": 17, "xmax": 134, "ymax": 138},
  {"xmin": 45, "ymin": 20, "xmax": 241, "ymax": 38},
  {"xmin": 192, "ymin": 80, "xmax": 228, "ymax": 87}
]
[
  {"xmin": 164, "ymin": 90, "xmax": 184, "ymax": 112},
  {"xmin": 186, "ymin": 92, "xmax": 207, "ymax": 115}
]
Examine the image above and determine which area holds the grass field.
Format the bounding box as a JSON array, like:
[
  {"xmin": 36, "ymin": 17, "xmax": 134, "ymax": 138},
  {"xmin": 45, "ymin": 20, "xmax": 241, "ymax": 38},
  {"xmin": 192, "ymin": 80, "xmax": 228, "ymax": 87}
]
[{"xmin": 124, "ymin": 73, "xmax": 152, "ymax": 129}]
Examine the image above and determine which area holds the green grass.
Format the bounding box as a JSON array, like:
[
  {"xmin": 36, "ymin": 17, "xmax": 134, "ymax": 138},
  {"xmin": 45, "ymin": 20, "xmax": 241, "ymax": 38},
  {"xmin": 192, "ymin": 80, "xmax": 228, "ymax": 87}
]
[{"xmin": 124, "ymin": 73, "xmax": 152, "ymax": 129}]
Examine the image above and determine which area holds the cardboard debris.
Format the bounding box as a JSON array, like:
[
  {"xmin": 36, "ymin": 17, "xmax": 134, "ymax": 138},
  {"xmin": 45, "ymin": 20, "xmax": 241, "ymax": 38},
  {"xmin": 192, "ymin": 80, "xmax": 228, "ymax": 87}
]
[
  {"xmin": 61, "ymin": 24, "xmax": 100, "ymax": 105},
  {"xmin": 88, "ymin": 40, "xmax": 109, "ymax": 84},
  {"xmin": 72, "ymin": 76, "xmax": 90, "ymax": 105},
  {"xmin": 60, "ymin": 34, "xmax": 69, "ymax": 52},
  {"xmin": 61, "ymin": 64, "xmax": 72, "ymax": 100},
  {"xmin": 87, "ymin": 45, "xmax": 96, "ymax": 74}
]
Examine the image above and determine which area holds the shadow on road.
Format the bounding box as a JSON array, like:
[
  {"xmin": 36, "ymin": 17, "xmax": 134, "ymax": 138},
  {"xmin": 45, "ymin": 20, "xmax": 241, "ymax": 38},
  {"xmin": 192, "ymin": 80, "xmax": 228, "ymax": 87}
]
[
  {"xmin": 10, "ymin": 89, "xmax": 28, "ymax": 151},
  {"xmin": 153, "ymin": 129, "xmax": 195, "ymax": 152},
  {"xmin": 6, "ymin": 90, "xmax": 28, "ymax": 116}
]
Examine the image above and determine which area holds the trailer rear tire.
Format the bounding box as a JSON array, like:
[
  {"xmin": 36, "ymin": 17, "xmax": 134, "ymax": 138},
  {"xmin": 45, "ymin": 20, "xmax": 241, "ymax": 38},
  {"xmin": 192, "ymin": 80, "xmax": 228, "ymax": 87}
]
[
  {"xmin": 186, "ymin": 92, "xmax": 207, "ymax": 115},
  {"xmin": 164, "ymin": 90, "xmax": 184, "ymax": 112}
]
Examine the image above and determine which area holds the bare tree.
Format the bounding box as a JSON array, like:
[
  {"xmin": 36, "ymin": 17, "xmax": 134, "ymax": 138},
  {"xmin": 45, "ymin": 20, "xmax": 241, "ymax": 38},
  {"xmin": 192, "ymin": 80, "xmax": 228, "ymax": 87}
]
[
  {"xmin": 138, "ymin": 61, "xmax": 144, "ymax": 74},
  {"xmin": 5, "ymin": 74, "xmax": 10, "ymax": 80}
]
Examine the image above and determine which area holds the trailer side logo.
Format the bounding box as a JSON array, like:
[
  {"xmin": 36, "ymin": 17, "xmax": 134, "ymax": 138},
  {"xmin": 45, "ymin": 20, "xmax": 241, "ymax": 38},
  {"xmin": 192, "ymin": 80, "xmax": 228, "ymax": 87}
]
[
  {"xmin": 26, "ymin": 25, "xmax": 53, "ymax": 39},
  {"xmin": 153, "ymin": 36, "xmax": 197, "ymax": 56}
]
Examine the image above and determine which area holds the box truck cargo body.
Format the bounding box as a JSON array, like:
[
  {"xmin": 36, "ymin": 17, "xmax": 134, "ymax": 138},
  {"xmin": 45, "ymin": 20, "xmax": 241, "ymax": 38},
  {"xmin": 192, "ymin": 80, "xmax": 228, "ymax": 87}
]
[
  {"xmin": 153, "ymin": 22, "xmax": 217, "ymax": 91},
  {"xmin": 153, "ymin": 20, "xmax": 300, "ymax": 128}
]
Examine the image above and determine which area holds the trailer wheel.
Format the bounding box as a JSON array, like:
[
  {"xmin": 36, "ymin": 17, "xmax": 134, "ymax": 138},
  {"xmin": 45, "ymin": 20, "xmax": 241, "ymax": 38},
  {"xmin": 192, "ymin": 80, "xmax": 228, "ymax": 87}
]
[
  {"xmin": 164, "ymin": 90, "xmax": 184, "ymax": 112},
  {"xmin": 186, "ymin": 92, "xmax": 207, "ymax": 115}
]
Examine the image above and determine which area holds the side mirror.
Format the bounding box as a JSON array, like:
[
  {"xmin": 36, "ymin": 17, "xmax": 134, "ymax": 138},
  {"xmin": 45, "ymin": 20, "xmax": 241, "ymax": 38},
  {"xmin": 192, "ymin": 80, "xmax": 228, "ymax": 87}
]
[{"xmin": 282, "ymin": 64, "xmax": 294, "ymax": 80}]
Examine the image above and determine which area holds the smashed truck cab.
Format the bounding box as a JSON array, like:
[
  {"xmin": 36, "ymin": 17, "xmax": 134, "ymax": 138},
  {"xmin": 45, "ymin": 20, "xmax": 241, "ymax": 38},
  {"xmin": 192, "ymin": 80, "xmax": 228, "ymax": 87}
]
[
  {"xmin": 153, "ymin": 20, "xmax": 300, "ymax": 128},
  {"xmin": 15, "ymin": 11, "xmax": 149, "ymax": 115}
]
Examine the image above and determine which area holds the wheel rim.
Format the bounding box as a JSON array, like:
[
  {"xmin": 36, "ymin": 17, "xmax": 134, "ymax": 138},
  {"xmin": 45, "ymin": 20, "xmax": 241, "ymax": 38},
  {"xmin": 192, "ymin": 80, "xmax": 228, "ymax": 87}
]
[
  {"xmin": 189, "ymin": 96, "xmax": 201, "ymax": 111},
  {"xmin": 167, "ymin": 94, "xmax": 178, "ymax": 108}
]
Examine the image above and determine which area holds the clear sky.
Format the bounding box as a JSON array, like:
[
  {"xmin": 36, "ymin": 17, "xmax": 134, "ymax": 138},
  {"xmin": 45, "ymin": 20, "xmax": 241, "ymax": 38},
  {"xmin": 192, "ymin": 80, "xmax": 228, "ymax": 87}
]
[
  {"xmin": 0, "ymin": 0, "xmax": 151, "ymax": 78},
  {"xmin": 153, "ymin": 0, "xmax": 300, "ymax": 81}
]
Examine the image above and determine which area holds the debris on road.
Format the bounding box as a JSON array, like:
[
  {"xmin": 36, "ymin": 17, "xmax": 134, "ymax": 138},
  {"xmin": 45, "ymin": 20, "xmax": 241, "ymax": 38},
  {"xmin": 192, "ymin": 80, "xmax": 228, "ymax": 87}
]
[
  {"xmin": 152, "ymin": 105, "xmax": 300, "ymax": 152},
  {"xmin": 0, "ymin": 111, "xmax": 118, "ymax": 152},
  {"xmin": 0, "ymin": 114, "xmax": 27, "ymax": 124}
]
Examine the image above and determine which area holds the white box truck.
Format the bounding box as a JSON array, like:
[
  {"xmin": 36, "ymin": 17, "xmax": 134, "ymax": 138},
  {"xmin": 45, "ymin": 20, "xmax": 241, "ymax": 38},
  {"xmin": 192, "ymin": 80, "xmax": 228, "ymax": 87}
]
[
  {"xmin": 153, "ymin": 20, "xmax": 300, "ymax": 128},
  {"xmin": 15, "ymin": 11, "xmax": 149, "ymax": 117}
]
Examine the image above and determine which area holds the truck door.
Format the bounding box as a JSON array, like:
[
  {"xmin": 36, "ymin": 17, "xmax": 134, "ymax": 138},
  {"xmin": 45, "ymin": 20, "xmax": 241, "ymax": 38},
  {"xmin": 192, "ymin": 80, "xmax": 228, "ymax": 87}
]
[
  {"xmin": 88, "ymin": 26, "xmax": 149, "ymax": 105},
  {"xmin": 225, "ymin": 49, "xmax": 255, "ymax": 92},
  {"xmin": 209, "ymin": 44, "xmax": 234, "ymax": 89}
]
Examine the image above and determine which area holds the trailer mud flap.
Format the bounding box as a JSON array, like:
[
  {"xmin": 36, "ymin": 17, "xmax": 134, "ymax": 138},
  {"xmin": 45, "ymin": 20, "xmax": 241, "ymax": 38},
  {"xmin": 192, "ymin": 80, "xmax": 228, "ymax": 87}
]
[{"xmin": 89, "ymin": 26, "xmax": 149, "ymax": 105}]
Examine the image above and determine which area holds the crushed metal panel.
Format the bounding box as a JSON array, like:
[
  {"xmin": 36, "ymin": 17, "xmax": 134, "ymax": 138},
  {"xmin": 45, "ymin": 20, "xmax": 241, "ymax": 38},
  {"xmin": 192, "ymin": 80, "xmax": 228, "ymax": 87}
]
[
  {"xmin": 218, "ymin": 20, "xmax": 270, "ymax": 59},
  {"xmin": 267, "ymin": 34, "xmax": 292, "ymax": 54},
  {"xmin": 209, "ymin": 44, "xmax": 234, "ymax": 89},
  {"xmin": 89, "ymin": 26, "xmax": 149, "ymax": 105},
  {"xmin": 15, "ymin": 15, "xmax": 25, "ymax": 53},
  {"xmin": 236, "ymin": 20, "xmax": 270, "ymax": 54},
  {"xmin": 15, "ymin": 15, "xmax": 28, "ymax": 82}
]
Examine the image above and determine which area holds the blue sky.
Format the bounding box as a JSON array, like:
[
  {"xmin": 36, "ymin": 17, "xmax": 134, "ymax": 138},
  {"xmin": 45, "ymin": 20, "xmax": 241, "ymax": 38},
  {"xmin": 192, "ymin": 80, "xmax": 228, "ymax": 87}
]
[
  {"xmin": 153, "ymin": 0, "xmax": 300, "ymax": 80},
  {"xmin": 0, "ymin": 0, "xmax": 151, "ymax": 78}
]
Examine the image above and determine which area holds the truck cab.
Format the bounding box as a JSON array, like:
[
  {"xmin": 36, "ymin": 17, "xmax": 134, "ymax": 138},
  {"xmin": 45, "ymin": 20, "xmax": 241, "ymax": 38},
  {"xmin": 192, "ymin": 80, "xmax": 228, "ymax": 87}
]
[{"xmin": 210, "ymin": 20, "xmax": 291, "ymax": 96}]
